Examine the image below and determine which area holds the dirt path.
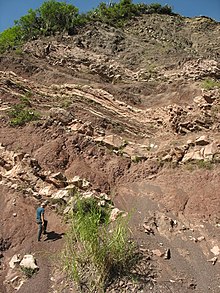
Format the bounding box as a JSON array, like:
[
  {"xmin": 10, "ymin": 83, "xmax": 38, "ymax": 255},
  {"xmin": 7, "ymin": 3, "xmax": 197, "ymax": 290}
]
[
  {"xmin": 0, "ymin": 185, "xmax": 66, "ymax": 293},
  {"xmin": 17, "ymin": 211, "xmax": 66, "ymax": 293}
]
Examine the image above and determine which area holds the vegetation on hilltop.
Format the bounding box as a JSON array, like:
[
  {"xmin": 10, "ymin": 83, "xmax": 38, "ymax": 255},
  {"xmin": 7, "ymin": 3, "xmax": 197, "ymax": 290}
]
[{"xmin": 0, "ymin": 0, "xmax": 173, "ymax": 53}]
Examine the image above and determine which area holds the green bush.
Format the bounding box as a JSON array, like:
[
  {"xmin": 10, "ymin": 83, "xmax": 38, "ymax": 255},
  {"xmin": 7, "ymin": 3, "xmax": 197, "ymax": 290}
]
[
  {"xmin": 0, "ymin": 26, "xmax": 22, "ymax": 53},
  {"xmin": 21, "ymin": 267, "xmax": 36, "ymax": 278},
  {"xmin": 8, "ymin": 97, "xmax": 40, "ymax": 126},
  {"xmin": 90, "ymin": 1, "xmax": 172, "ymax": 26},
  {"xmin": 62, "ymin": 197, "xmax": 136, "ymax": 292}
]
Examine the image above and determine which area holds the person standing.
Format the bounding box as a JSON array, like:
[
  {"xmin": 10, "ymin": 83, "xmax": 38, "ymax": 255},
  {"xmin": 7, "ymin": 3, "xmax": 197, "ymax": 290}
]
[{"xmin": 36, "ymin": 202, "xmax": 48, "ymax": 241}]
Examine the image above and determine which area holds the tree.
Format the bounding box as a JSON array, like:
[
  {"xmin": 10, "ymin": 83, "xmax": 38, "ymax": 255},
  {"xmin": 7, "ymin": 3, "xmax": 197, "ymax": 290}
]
[
  {"xmin": 15, "ymin": 9, "xmax": 41, "ymax": 40},
  {"xmin": 39, "ymin": 0, "xmax": 79, "ymax": 35},
  {"xmin": 0, "ymin": 26, "xmax": 22, "ymax": 53}
]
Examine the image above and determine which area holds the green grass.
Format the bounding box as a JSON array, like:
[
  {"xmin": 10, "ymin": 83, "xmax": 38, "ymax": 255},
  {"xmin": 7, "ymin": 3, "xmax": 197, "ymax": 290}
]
[
  {"xmin": 185, "ymin": 160, "xmax": 214, "ymax": 171},
  {"xmin": 60, "ymin": 99, "xmax": 72, "ymax": 108},
  {"xmin": 196, "ymin": 160, "xmax": 213, "ymax": 170},
  {"xmin": 202, "ymin": 79, "xmax": 220, "ymax": 90},
  {"xmin": 21, "ymin": 267, "xmax": 36, "ymax": 278},
  {"xmin": 62, "ymin": 197, "xmax": 136, "ymax": 292},
  {"xmin": 8, "ymin": 97, "xmax": 40, "ymax": 126}
]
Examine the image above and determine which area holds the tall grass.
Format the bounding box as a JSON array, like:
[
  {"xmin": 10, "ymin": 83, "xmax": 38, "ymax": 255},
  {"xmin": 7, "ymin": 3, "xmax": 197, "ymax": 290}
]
[{"xmin": 62, "ymin": 198, "xmax": 136, "ymax": 292}]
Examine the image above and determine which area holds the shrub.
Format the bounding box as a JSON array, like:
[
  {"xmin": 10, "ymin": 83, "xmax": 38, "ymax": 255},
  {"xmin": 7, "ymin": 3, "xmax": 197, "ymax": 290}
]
[
  {"xmin": 0, "ymin": 26, "xmax": 22, "ymax": 53},
  {"xmin": 21, "ymin": 267, "xmax": 36, "ymax": 278},
  {"xmin": 38, "ymin": 0, "xmax": 79, "ymax": 35},
  {"xmin": 62, "ymin": 197, "xmax": 136, "ymax": 292},
  {"xmin": 8, "ymin": 97, "xmax": 40, "ymax": 126}
]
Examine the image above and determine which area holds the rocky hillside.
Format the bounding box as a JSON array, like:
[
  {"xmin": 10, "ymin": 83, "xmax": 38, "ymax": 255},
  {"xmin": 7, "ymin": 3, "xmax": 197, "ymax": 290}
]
[{"xmin": 0, "ymin": 13, "xmax": 220, "ymax": 293}]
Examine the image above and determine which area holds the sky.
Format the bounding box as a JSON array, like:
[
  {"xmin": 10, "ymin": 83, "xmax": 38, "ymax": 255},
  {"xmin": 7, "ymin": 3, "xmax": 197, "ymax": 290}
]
[{"xmin": 0, "ymin": 0, "xmax": 220, "ymax": 32}]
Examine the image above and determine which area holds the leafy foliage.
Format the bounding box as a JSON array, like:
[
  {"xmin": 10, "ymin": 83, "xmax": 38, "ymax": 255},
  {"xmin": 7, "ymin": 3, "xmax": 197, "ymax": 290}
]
[
  {"xmin": 8, "ymin": 97, "xmax": 40, "ymax": 126},
  {"xmin": 0, "ymin": 0, "xmax": 173, "ymax": 53},
  {"xmin": 14, "ymin": 0, "xmax": 79, "ymax": 39},
  {"xmin": 0, "ymin": 26, "xmax": 22, "ymax": 53},
  {"xmin": 21, "ymin": 267, "xmax": 36, "ymax": 278},
  {"xmin": 38, "ymin": 0, "xmax": 78, "ymax": 35},
  {"xmin": 89, "ymin": 1, "xmax": 172, "ymax": 25}
]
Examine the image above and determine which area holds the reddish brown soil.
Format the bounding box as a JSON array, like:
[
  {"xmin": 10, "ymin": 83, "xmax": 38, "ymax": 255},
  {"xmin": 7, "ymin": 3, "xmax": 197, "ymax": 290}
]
[{"xmin": 0, "ymin": 185, "xmax": 66, "ymax": 293}]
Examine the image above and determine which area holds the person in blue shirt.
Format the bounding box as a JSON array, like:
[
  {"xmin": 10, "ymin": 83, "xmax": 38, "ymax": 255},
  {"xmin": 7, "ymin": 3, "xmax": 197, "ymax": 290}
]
[{"xmin": 36, "ymin": 202, "xmax": 48, "ymax": 241}]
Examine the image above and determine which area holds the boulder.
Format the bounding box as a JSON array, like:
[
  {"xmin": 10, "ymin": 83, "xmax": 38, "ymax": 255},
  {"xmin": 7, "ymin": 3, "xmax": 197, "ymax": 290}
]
[
  {"xmin": 109, "ymin": 208, "xmax": 124, "ymax": 221},
  {"xmin": 123, "ymin": 143, "xmax": 150, "ymax": 159},
  {"xmin": 161, "ymin": 154, "xmax": 172, "ymax": 162},
  {"xmin": 38, "ymin": 185, "xmax": 56, "ymax": 197},
  {"xmin": 195, "ymin": 135, "xmax": 210, "ymax": 146},
  {"xmin": 182, "ymin": 149, "xmax": 204, "ymax": 162},
  {"xmin": 20, "ymin": 255, "xmax": 38, "ymax": 270},
  {"xmin": 69, "ymin": 122, "xmax": 82, "ymax": 132},
  {"xmin": 194, "ymin": 96, "xmax": 205, "ymax": 104},
  {"xmin": 95, "ymin": 134, "xmax": 124, "ymax": 149},
  {"xmin": 152, "ymin": 249, "xmax": 164, "ymax": 257},
  {"xmin": 203, "ymin": 142, "xmax": 219, "ymax": 160},
  {"xmin": 67, "ymin": 176, "xmax": 90, "ymax": 189},
  {"xmin": 49, "ymin": 107, "xmax": 73, "ymax": 125},
  {"xmin": 46, "ymin": 172, "xmax": 67, "ymax": 188},
  {"xmin": 52, "ymin": 189, "xmax": 70, "ymax": 202},
  {"xmin": 9, "ymin": 254, "xmax": 21, "ymax": 269},
  {"xmin": 210, "ymin": 245, "xmax": 220, "ymax": 256}
]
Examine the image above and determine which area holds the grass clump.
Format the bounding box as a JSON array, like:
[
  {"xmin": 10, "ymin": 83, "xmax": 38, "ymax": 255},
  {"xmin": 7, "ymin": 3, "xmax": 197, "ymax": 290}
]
[
  {"xmin": 185, "ymin": 159, "xmax": 214, "ymax": 171},
  {"xmin": 202, "ymin": 79, "xmax": 220, "ymax": 90},
  {"xmin": 8, "ymin": 97, "xmax": 40, "ymax": 126},
  {"xmin": 196, "ymin": 160, "xmax": 213, "ymax": 170},
  {"xmin": 62, "ymin": 197, "xmax": 136, "ymax": 292},
  {"xmin": 21, "ymin": 267, "xmax": 36, "ymax": 278}
]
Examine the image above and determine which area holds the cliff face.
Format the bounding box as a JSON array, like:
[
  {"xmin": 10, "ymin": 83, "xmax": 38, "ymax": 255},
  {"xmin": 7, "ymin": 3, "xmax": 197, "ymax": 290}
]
[{"xmin": 0, "ymin": 14, "xmax": 220, "ymax": 293}]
